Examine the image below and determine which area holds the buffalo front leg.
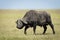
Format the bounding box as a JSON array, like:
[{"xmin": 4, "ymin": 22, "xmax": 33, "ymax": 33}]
[
  {"xmin": 43, "ymin": 25, "xmax": 47, "ymax": 34},
  {"xmin": 33, "ymin": 26, "xmax": 36, "ymax": 35},
  {"xmin": 24, "ymin": 26, "xmax": 29, "ymax": 35}
]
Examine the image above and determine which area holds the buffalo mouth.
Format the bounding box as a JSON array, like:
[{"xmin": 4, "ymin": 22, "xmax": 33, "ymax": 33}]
[{"xmin": 16, "ymin": 26, "xmax": 23, "ymax": 29}]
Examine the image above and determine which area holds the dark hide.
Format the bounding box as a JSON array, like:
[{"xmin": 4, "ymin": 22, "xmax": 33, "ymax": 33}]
[{"xmin": 16, "ymin": 10, "xmax": 55, "ymax": 34}]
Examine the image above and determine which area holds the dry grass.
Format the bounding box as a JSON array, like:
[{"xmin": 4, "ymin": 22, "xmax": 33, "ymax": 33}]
[{"xmin": 0, "ymin": 9, "xmax": 60, "ymax": 40}]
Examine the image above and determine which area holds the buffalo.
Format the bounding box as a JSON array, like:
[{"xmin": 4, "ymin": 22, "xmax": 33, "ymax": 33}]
[{"xmin": 16, "ymin": 10, "xmax": 55, "ymax": 35}]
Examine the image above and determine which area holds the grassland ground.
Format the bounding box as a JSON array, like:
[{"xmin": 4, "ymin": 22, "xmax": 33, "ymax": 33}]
[{"xmin": 0, "ymin": 9, "xmax": 60, "ymax": 40}]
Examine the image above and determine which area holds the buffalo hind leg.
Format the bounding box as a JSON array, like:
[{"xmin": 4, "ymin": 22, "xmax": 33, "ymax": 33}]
[
  {"xmin": 43, "ymin": 25, "xmax": 47, "ymax": 34},
  {"xmin": 49, "ymin": 23, "xmax": 55, "ymax": 34},
  {"xmin": 24, "ymin": 26, "xmax": 29, "ymax": 35}
]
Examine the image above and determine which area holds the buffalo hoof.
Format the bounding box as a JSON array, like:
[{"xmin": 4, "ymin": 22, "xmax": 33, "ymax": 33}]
[
  {"xmin": 53, "ymin": 32, "xmax": 55, "ymax": 34},
  {"xmin": 24, "ymin": 32, "xmax": 27, "ymax": 35},
  {"xmin": 42, "ymin": 32, "xmax": 45, "ymax": 34},
  {"xmin": 33, "ymin": 33, "xmax": 36, "ymax": 35}
]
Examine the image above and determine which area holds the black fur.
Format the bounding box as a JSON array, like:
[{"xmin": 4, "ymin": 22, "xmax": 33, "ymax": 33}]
[{"xmin": 16, "ymin": 10, "xmax": 55, "ymax": 34}]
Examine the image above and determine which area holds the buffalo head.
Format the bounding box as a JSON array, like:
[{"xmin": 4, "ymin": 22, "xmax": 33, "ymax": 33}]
[{"xmin": 16, "ymin": 19, "xmax": 27, "ymax": 29}]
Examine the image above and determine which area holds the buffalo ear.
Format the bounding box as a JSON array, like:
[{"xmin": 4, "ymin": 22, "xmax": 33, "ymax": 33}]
[{"xmin": 20, "ymin": 19, "xmax": 27, "ymax": 24}]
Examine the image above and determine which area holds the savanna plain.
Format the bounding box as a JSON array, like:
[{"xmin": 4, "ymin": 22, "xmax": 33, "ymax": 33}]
[{"xmin": 0, "ymin": 9, "xmax": 60, "ymax": 40}]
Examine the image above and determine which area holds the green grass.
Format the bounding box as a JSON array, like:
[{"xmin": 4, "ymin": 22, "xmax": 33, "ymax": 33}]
[{"xmin": 0, "ymin": 10, "xmax": 60, "ymax": 40}]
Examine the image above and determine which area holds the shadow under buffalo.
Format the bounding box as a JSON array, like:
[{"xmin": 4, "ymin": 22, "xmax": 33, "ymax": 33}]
[
  {"xmin": 35, "ymin": 33, "xmax": 54, "ymax": 35},
  {"xmin": 26, "ymin": 33, "xmax": 54, "ymax": 35}
]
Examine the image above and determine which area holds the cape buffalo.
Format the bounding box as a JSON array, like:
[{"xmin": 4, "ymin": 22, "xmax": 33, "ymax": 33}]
[{"xmin": 16, "ymin": 10, "xmax": 55, "ymax": 34}]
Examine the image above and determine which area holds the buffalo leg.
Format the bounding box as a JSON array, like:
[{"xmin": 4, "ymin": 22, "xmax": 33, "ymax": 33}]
[
  {"xmin": 43, "ymin": 25, "xmax": 47, "ymax": 34},
  {"xmin": 49, "ymin": 23, "xmax": 55, "ymax": 34},
  {"xmin": 33, "ymin": 26, "xmax": 36, "ymax": 34},
  {"xmin": 24, "ymin": 26, "xmax": 29, "ymax": 34}
]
